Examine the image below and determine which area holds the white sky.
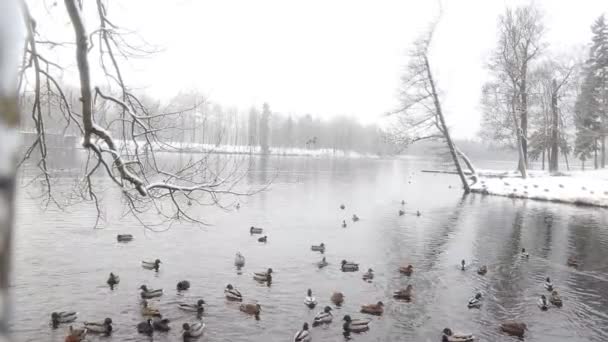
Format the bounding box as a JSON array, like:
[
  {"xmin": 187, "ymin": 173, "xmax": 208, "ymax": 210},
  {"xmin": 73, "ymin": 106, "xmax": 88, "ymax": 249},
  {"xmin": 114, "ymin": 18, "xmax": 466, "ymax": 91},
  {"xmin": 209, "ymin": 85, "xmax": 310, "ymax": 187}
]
[{"xmin": 33, "ymin": 0, "xmax": 608, "ymax": 138}]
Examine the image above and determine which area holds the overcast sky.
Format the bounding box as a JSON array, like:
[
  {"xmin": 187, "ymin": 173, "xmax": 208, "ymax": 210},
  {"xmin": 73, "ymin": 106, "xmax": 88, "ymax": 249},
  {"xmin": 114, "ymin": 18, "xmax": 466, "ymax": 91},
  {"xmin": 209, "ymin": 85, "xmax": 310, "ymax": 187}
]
[{"xmin": 34, "ymin": 0, "xmax": 607, "ymax": 138}]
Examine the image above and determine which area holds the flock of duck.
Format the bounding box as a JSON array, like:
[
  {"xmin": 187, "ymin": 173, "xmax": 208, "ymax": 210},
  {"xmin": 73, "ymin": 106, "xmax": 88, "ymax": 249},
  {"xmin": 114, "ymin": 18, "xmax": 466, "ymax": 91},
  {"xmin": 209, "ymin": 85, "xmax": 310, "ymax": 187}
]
[{"xmin": 54, "ymin": 201, "xmax": 581, "ymax": 342}]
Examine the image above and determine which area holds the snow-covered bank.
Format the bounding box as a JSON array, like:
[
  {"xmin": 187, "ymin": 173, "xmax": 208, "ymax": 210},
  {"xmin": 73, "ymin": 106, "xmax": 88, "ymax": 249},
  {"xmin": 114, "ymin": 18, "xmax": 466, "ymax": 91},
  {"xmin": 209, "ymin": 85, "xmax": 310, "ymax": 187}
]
[{"xmin": 471, "ymin": 169, "xmax": 608, "ymax": 208}]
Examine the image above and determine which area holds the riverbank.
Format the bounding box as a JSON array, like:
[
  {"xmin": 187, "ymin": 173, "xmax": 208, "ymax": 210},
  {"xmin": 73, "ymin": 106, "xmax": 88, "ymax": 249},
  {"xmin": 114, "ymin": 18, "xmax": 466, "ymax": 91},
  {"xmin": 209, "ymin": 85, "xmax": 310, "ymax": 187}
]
[{"xmin": 471, "ymin": 169, "xmax": 608, "ymax": 208}]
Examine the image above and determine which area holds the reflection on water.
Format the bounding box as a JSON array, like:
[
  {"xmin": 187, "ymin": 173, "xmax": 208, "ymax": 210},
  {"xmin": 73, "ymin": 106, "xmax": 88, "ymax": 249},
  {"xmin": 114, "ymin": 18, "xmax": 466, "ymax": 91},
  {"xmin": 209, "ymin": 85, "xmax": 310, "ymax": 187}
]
[{"xmin": 10, "ymin": 156, "xmax": 608, "ymax": 341}]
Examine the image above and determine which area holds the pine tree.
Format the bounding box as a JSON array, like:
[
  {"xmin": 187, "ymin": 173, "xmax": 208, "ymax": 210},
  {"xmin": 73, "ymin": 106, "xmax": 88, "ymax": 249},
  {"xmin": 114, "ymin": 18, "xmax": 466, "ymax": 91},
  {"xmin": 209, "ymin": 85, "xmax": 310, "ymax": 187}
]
[
  {"xmin": 574, "ymin": 69, "xmax": 601, "ymax": 169},
  {"xmin": 590, "ymin": 15, "xmax": 608, "ymax": 167}
]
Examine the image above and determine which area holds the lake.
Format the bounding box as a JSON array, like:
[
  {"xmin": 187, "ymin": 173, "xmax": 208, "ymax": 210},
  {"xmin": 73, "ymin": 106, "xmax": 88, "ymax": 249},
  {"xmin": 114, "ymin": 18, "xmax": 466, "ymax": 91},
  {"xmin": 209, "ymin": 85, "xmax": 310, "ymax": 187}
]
[{"xmin": 9, "ymin": 155, "xmax": 608, "ymax": 341}]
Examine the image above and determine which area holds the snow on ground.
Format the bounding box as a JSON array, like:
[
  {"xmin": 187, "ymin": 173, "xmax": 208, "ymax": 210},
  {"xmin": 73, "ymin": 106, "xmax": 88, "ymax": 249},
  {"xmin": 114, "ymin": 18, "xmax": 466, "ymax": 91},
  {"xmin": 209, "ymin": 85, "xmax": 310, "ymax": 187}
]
[{"xmin": 471, "ymin": 169, "xmax": 608, "ymax": 208}]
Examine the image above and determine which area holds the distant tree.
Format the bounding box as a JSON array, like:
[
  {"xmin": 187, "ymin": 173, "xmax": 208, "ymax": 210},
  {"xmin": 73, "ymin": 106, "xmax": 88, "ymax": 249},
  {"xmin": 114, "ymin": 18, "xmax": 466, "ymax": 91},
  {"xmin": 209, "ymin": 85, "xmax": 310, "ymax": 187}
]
[
  {"xmin": 574, "ymin": 69, "xmax": 601, "ymax": 169},
  {"xmin": 284, "ymin": 115, "xmax": 294, "ymax": 147},
  {"xmin": 248, "ymin": 107, "xmax": 259, "ymax": 148},
  {"xmin": 259, "ymin": 103, "xmax": 271, "ymax": 153},
  {"xmin": 589, "ymin": 15, "xmax": 608, "ymax": 167}
]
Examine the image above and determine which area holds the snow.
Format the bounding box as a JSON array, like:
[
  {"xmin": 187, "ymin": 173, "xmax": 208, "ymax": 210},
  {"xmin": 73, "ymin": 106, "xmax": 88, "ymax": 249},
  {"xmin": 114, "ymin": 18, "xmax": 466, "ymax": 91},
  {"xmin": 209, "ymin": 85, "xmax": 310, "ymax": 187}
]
[{"xmin": 470, "ymin": 169, "xmax": 608, "ymax": 208}]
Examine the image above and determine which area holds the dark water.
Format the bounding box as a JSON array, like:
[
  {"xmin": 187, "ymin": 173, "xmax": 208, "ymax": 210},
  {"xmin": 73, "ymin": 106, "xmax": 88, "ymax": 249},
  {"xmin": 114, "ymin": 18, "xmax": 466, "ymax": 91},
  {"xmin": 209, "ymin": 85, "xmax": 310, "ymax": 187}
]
[{"xmin": 10, "ymin": 156, "xmax": 608, "ymax": 341}]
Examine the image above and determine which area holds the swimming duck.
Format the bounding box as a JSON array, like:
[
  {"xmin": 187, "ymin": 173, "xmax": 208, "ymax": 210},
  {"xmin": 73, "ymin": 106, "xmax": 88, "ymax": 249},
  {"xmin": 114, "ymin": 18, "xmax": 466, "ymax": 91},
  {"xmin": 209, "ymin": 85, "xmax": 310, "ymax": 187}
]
[
  {"xmin": 341, "ymin": 260, "xmax": 359, "ymax": 272},
  {"xmin": 153, "ymin": 317, "xmax": 171, "ymax": 331},
  {"xmin": 107, "ymin": 273, "xmax": 119, "ymax": 288},
  {"xmin": 293, "ymin": 322, "xmax": 312, "ymax": 342},
  {"xmin": 250, "ymin": 226, "xmax": 263, "ymax": 234},
  {"xmin": 304, "ymin": 289, "xmax": 317, "ymax": 309},
  {"xmin": 477, "ymin": 265, "xmax": 487, "ymax": 275},
  {"xmin": 65, "ymin": 326, "xmax": 86, "ymax": 342},
  {"xmin": 142, "ymin": 259, "xmax": 161, "ymax": 271},
  {"xmin": 235, "ymin": 252, "xmax": 245, "ymax": 267},
  {"xmin": 362, "ymin": 268, "xmax": 374, "ymax": 281},
  {"xmin": 399, "ymin": 264, "xmax": 413, "ymax": 276},
  {"xmin": 258, "ymin": 235, "xmax": 268, "ymax": 243},
  {"xmin": 500, "ymin": 321, "xmax": 526, "ymax": 337},
  {"xmin": 253, "ymin": 268, "xmax": 273, "ymax": 282},
  {"xmin": 460, "ymin": 259, "xmax": 466, "ymax": 271},
  {"xmin": 317, "ymin": 257, "xmax": 328, "ymax": 269},
  {"xmin": 137, "ymin": 319, "xmax": 154, "ymax": 336},
  {"xmin": 312, "ymin": 306, "xmax": 333, "ymax": 326},
  {"xmin": 360, "ymin": 301, "xmax": 384, "ymax": 315},
  {"xmin": 141, "ymin": 300, "xmax": 161, "ymax": 317},
  {"xmin": 311, "ymin": 243, "xmax": 325, "ymax": 252},
  {"xmin": 521, "ymin": 248, "xmax": 529, "ymax": 259},
  {"xmin": 225, "ymin": 284, "xmax": 243, "ymax": 301},
  {"xmin": 544, "ymin": 277, "xmax": 553, "ymax": 291},
  {"xmin": 140, "ymin": 285, "xmax": 163, "ymax": 299},
  {"xmin": 182, "ymin": 322, "xmax": 205, "ymax": 340},
  {"xmin": 398, "ymin": 210, "xmax": 405, "ymax": 216},
  {"xmin": 538, "ymin": 295, "xmax": 548, "ymax": 310},
  {"xmin": 240, "ymin": 303, "xmax": 261, "ymax": 320},
  {"xmin": 416, "ymin": 210, "xmax": 421, "ymax": 216},
  {"xmin": 177, "ymin": 280, "xmax": 191, "ymax": 291},
  {"xmin": 331, "ymin": 292, "xmax": 344, "ymax": 306},
  {"xmin": 236, "ymin": 203, "xmax": 240, "ymax": 210},
  {"xmin": 550, "ymin": 290, "xmax": 563, "ymax": 307},
  {"xmin": 401, "ymin": 200, "xmax": 405, "ymax": 205},
  {"xmin": 567, "ymin": 256, "xmax": 578, "ymax": 268},
  {"xmin": 51, "ymin": 312, "xmax": 77, "ymax": 328},
  {"xmin": 352, "ymin": 215, "xmax": 360, "ymax": 222},
  {"xmin": 342, "ymin": 220, "xmax": 347, "ymax": 228},
  {"xmin": 467, "ymin": 293, "xmax": 482, "ymax": 308},
  {"xmin": 393, "ymin": 285, "xmax": 413, "ymax": 300},
  {"xmin": 116, "ymin": 234, "xmax": 133, "ymax": 242},
  {"xmin": 441, "ymin": 328, "xmax": 475, "ymax": 342},
  {"xmin": 340, "ymin": 204, "xmax": 346, "ymax": 210},
  {"xmin": 179, "ymin": 299, "xmax": 205, "ymax": 313},
  {"xmin": 84, "ymin": 318, "xmax": 112, "ymax": 335},
  {"xmin": 342, "ymin": 315, "xmax": 370, "ymax": 333}
]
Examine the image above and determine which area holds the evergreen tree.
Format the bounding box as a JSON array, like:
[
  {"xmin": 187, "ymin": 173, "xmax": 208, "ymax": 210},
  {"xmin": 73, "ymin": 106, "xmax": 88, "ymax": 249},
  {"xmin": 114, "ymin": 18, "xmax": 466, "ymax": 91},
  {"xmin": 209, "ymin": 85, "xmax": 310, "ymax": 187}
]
[
  {"xmin": 259, "ymin": 103, "xmax": 271, "ymax": 154},
  {"xmin": 248, "ymin": 107, "xmax": 259, "ymax": 147},
  {"xmin": 589, "ymin": 15, "xmax": 608, "ymax": 166}
]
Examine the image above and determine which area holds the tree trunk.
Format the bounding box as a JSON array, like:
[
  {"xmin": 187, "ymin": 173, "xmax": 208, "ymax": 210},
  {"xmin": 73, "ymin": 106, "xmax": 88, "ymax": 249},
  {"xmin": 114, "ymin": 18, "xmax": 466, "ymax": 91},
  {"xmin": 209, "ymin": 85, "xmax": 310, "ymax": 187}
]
[
  {"xmin": 423, "ymin": 56, "xmax": 470, "ymax": 193},
  {"xmin": 511, "ymin": 98, "xmax": 528, "ymax": 178},
  {"xmin": 549, "ymin": 80, "xmax": 559, "ymax": 172},
  {"xmin": 541, "ymin": 149, "xmax": 545, "ymax": 170},
  {"xmin": 602, "ymin": 136, "xmax": 606, "ymax": 168},
  {"xmin": 520, "ymin": 61, "xmax": 529, "ymax": 167},
  {"xmin": 595, "ymin": 139, "xmax": 599, "ymax": 169}
]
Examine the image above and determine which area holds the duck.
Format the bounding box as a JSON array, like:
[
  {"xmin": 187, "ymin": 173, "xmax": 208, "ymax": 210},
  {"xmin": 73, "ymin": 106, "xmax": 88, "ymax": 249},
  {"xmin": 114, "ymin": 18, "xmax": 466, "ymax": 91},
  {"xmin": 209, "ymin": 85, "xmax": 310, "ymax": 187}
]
[
  {"xmin": 521, "ymin": 248, "xmax": 529, "ymax": 259},
  {"xmin": 341, "ymin": 260, "xmax": 359, "ymax": 272},
  {"xmin": 312, "ymin": 306, "xmax": 333, "ymax": 326},
  {"xmin": 107, "ymin": 273, "xmax": 119, "ymax": 287},
  {"xmin": 460, "ymin": 259, "xmax": 466, "ymax": 271},
  {"xmin": 177, "ymin": 280, "xmax": 191, "ymax": 291},
  {"xmin": 141, "ymin": 300, "xmax": 161, "ymax": 317},
  {"xmin": 253, "ymin": 268, "xmax": 273, "ymax": 282},
  {"xmin": 398, "ymin": 209, "xmax": 405, "ymax": 216},
  {"xmin": 538, "ymin": 295, "xmax": 549, "ymax": 310},
  {"xmin": 340, "ymin": 204, "xmax": 346, "ymax": 210},
  {"xmin": 441, "ymin": 328, "xmax": 475, "ymax": 342},
  {"xmin": 550, "ymin": 290, "xmax": 563, "ymax": 307},
  {"xmin": 393, "ymin": 285, "xmax": 413, "ymax": 300},
  {"xmin": 416, "ymin": 210, "xmax": 421, "ymax": 217},
  {"xmin": 399, "ymin": 264, "xmax": 413, "ymax": 276},
  {"xmin": 236, "ymin": 203, "xmax": 240, "ymax": 210},
  {"xmin": 544, "ymin": 277, "xmax": 553, "ymax": 291},
  {"xmin": 331, "ymin": 292, "xmax": 344, "ymax": 306},
  {"xmin": 51, "ymin": 312, "xmax": 78, "ymax": 328},
  {"xmin": 311, "ymin": 243, "xmax": 325, "ymax": 252},
  {"xmin": 235, "ymin": 252, "xmax": 245, "ymax": 267},
  {"xmin": 360, "ymin": 301, "xmax": 384, "ymax": 315},
  {"xmin": 240, "ymin": 303, "xmax": 261, "ymax": 320},
  {"xmin": 258, "ymin": 235, "xmax": 268, "ymax": 243},
  {"xmin": 362, "ymin": 268, "xmax": 374, "ymax": 281},
  {"xmin": 225, "ymin": 284, "xmax": 243, "ymax": 301},
  {"xmin": 567, "ymin": 256, "xmax": 579, "ymax": 268},
  {"xmin": 116, "ymin": 234, "xmax": 133, "ymax": 242},
  {"xmin": 152, "ymin": 317, "xmax": 171, "ymax": 331},
  {"xmin": 140, "ymin": 285, "xmax": 163, "ymax": 299},
  {"xmin": 65, "ymin": 326, "xmax": 86, "ymax": 342},
  {"xmin": 179, "ymin": 299, "xmax": 205, "ymax": 313},
  {"xmin": 352, "ymin": 215, "xmax": 360, "ymax": 222},
  {"xmin": 477, "ymin": 265, "xmax": 487, "ymax": 275},
  {"xmin": 137, "ymin": 319, "xmax": 154, "ymax": 336},
  {"xmin": 182, "ymin": 322, "xmax": 205, "ymax": 340},
  {"xmin": 341, "ymin": 220, "xmax": 347, "ymax": 228},
  {"xmin": 342, "ymin": 315, "xmax": 370, "ymax": 333},
  {"xmin": 467, "ymin": 293, "xmax": 482, "ymax": 308},
  {"xmin": 401, "ymin": 200, "xmax": 405, "ymax": 205},
  {"xmin": 84, "ymin": 318, "xmax": 112, "ymax": 335},
  {"xmin": 293, "ymin": 322, "xmax": 312, "ymax": 342},
  {"xmin": 142, "ymin": 259, "xmax": 161, "ymax": 271},
  {"xmin": 250, "ymin": 226, "xmax": 263, "ymax": 234},
  {"xmin": 304, "ymin": 289, "xmax": 317, "ymax": 309},
  {"xmin": 500, "ymin": 321, "xmax": 526, "ymax": 337},
  {"xmin": 317, "ymin": 257, "xmax": 328, "ymax": 269}
]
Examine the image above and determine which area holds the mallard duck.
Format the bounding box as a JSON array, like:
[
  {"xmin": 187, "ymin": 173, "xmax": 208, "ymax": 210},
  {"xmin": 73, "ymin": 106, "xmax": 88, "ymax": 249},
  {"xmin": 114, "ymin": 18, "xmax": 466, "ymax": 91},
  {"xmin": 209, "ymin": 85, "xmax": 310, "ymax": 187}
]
[
  {"xmin": 467, "ymin": 293, "xmax": 482, "ymax": 308},
  {"xmin": 500, "ymin": 321, "xmax": 526, "ymax": 337},
  {"xmin": 544, "ymin": 277, "xmax": 553, "ymax": 291},
  {"xmin": 342, "ymin": 220, "xmax": 347, "ymax": 228},
  {"xmin": 317, "ymin": 257, "xmax": 328, "ymax": 269},
  {"xmin": 293, "ymin": 322, "xmax": 311, "ymax": 342},
  {"xmin": 116, "ymin": 234, "xmax": 133, "ymax": 242},
  {"xmin": 331, "ymin": 292, "xmax": 344, "ymax": 306},
  {"xmin": 312, "ymin": 306, "xmax": 333, "ymax": 326},
  {"xmin": 182, "ymin": 322, "xmax": 205, "ymax": 340},
  {"xmin": 311, "ymin": 243, "xmax": 325, "ymax": 252},
  {"xmin": 342, "ymin": 315, "xmax": 370, "ymax": 333},
  {"xmin": 250, "ymin": 226, "xmax": 263, "ymax": 234},
  {"xmin": 137, "ymin": 319, "xmax": 154, "ymax": 336},
  {"xmin": 477, "ymin": 265, "xmax": 487, "ymax": 275},
  {"xmin": 153, "ymin": 317, "xmax": 171, "ymax": 331},
  {"xmin": 258, "ymin": 235, "xmax": 268, "ymax": 243},
  {"xmin": 225, "ymin": 284, "xmax": 243, "ymax": 301},
  {"xmin": 51, "ymin": 312, "xmax": 77, "ymax": 328},
  {"xmin": 393, "ymin": 285, "xmax": 413, "ymax": 300},
  {"xmin": 538, "ymin": 295, "xmax": 548, "ymax": 310},
  {"xmin": 304, "ymin": 289, "xmax": 317, "ymax": 309},
  {"xmin": 340, "ymin": 204, "xmax": 346, "ymax": 210},
  {"xmin": 567, "ymin": 256, "xmax": 578, "ymax": 268},
  {"xmin": 360, "ymin": 301, "xmax": 384, "ymax": 315},
  {"xmin": 352, "ymin": 214, "xmax": 359, "ymax": 222},
  {"xmin": 441, "ymin": 328, "xmax": 475, "ymax": 342},
  {"xmin": 521, "ymin": 248, "xmax": 529, "ymax": 259},
  {"xmin": 341, "ymin": 260, "xmax": 359, "ymax": 272},
  {"xmin": 177, "ymin": 280, "xmax": 191, "ymax": 291},
  {"xmin": 398, "ymin": 210, "xmax": 405, "ymax": 216},
  {"xmin": 140, "ymin": 285, "xmax": 163, "ymax": 299},
  {"xmin": 362, "ymin": 268, "xmax": 374, "ymax": 281},
  {"xmin": 253, "ymin": 268, "xmax": 273, "ymax": 282},
  {"xmin": 235, "ymin": 252, "xmax": 245, "ymax": 267},
  {"xmin": 550, "ymin": 290, "xmax": 563, "ymax": 307},
  {"xmin": 107, "ymin": 273, "xmax": 119, "ymax": 287},
  {"xmin": 460, "ymin": 259, "xmax": 466, "ymax": 271},
  {"xmin": 65, "ymin": 326, "xmax": 86, "ymax": 342},
  {"xmin": 142, "ymin": 259, "xmax": 161, "ymax": 271},
  {"xmin": 84, "ymin": 318, "xmax": 112, "ymax": 335},
  {"xmin": 399, "ymin": 264, "xmax": 413, "ymax": 276},
  {"xmin": 141, "ymin": 300, "xmax": 161, "ymax": 317},
  {"xmin": 240, "ymin": 303, "xmax": 261, "ymax": 319},
  {"xmin": 179, "ymin": 299, "xmax": 205, "ymax": 313}
]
